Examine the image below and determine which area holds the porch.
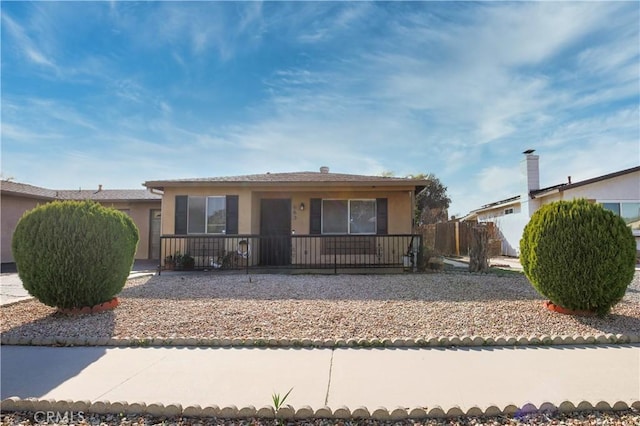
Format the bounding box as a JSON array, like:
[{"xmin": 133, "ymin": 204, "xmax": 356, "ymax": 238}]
[{"xmin": 159, "ymin": 234, "xmax": 422, "ymax": 274}]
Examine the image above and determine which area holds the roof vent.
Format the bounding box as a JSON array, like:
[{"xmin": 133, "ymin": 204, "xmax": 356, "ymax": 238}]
[{"xmin": 320, "ymin": 166, "xmax": 330, "ymax": 174}]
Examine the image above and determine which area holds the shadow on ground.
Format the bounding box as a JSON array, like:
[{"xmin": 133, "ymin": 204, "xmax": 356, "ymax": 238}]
[
  {"xmin": 1, "ymin": 345, "xmax": 108, "ymax": 399},
  {"xmin": 1, "ymin": 310, "xmax": 116, "ymax": 345},
  {"xmin": 575, "ymin": 309, "xmax": 640, "ymax": 335}
]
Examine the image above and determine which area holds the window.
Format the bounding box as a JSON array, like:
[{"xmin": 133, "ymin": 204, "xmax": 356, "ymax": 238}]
[
  {"xmin": 602, "ymin": 202, "xmax": 620, "ymax": 215},
  {"xmin": 504, "ymin": 208, "xmax": 514, "ymax": 215},
  {"xmin": 187, "ymin": 196, "xmax": 226, "ymax": 234},
  {"xmin": 322, "ymin": 199, "xmax": 376, "ymax": 234},
  {"xmin": 602, "ymin": 202, "xmax": 640, "ymax": 230},
  {"xmin": 207, "ymin": 197, "xmax": 226, "ymax": 233},
  {"xmin": 621, "ymin": 203, "xmax": 640, "ymax": 230}
]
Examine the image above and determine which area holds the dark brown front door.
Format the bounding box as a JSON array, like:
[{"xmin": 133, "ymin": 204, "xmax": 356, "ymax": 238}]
[{"xmin": 260, "ymin": 199, "xmax": 291, "ymax": 266}]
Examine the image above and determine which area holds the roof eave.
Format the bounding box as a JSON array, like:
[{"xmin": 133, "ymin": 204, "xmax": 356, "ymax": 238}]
[
  {"xmin": 144, "ymin": 180, "xmax": 427, "ymax": 190},
  {"xmin": 0, "ymin": 190, "xmax": 57, "ymax": 201}
]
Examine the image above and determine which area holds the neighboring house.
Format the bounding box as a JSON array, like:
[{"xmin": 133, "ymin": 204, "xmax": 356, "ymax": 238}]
[
  {"xmin": 463, "ymin": 151, "xmax": 640, "ymax": 257},
  {"xmin": 143, "ymin": 167, "xmax": 428, "ymax": 270},
  {"xmin": 1, "ymin": 181, "xmax": 162, "ymax": 264}
]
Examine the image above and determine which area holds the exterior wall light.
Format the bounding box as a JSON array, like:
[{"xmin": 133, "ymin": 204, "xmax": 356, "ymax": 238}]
[{"xmin": 299, "ymin": 202, "xmax": 305, "ymax": 211}]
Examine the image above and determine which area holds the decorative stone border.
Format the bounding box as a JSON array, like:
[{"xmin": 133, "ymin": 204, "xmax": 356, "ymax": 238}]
[
  {"xmin": 544, "ymin": 301, "xmax": 597, "ymax": 316},
  {"xmin": 57, "ymin": 298, "xmax": 120, "ymax": 315},
  {"xmin": 1, "ymin": 333, "xmax": 638, "ymax": 348},
  {"xmin": 1, "ymin": 397, "xmax": 638, "ymax": 420}
]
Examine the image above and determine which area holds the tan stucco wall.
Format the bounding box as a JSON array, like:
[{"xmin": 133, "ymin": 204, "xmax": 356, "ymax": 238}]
[
  {"xmin": 96, "ymin": 201, "xmax": 161, "ymax": 259},
  {"xmin": 161, "ymin": 185, "xmax": 417, "ymax": 236},
  {"xmin": 1, "ymin": 195, "xmax": 45, "ymax": 263},
  {"xmin": 1, "ymin": 195, "xmax": 160, "ymax": 262},
  {"xmin": 162, "ymin": 187, "xmax": 255, "ymax": 235}
]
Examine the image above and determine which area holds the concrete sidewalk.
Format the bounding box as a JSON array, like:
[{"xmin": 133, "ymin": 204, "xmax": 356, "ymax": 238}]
[{"xmin": 2, "ymin": 345, "xmax": 639, "ymax": 412}]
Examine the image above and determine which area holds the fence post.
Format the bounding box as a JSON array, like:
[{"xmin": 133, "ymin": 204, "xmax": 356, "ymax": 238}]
[
  {"xmin": 469, "ymin": 225, "xmax": 490, "ymax": 272},
  {"xmin": 412, "ymin": 235, "xmax": 419, "ymax": 272},
  {"xmin": 158, "ymin": 236, "xmax": 162, "ymax": 276},
  {"xmin": 455, "ymin": 222, "xmax": 460, "ymax": 256}
]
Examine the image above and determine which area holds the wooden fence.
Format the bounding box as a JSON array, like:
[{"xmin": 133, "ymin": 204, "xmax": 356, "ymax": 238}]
[{"xmin": 417, "ymin": 221, "xmax": 500, "ymax": 257}]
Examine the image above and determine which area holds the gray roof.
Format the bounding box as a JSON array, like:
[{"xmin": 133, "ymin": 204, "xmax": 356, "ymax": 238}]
[
  {"xmin": 1, "ymin": 181, "xmax": 58, "ymax": 200},
  {"xmin": 56, "ymin": 189, "xmax": 161, "ymax": 202},
  {"xmin": 145, "ymin": 171, "xmax": 428, "ymax": 190},
  {"xmin": 1, "ymin": 180, "xmax": 161, "ymax": 202}
]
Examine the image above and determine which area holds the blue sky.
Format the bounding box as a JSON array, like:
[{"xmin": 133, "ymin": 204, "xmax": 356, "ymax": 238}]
[{"xmin": 2, "ymin": 1, "xmax": 639, "ymax": 217}]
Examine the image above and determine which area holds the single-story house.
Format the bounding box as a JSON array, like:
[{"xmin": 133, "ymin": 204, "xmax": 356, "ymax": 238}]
[
  {"xmin": 1, "ymin": 180, "xmax": 162, "ymax": 265},
  {"xmin": 463, "ymin": 151, "xmax": 640, "ymax": 257},
  {"xmin": 143, "ymin": 167, "xmax": 428, "ymax": 271}
]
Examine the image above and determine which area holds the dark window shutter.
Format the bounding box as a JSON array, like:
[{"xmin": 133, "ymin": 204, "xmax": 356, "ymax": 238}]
[
  {"xmin": 310, "ymin": 198, "xmax": 322, "ymax": 234},
  {"xmin": 226, "ymin": 195, "xmax": 239, "ymax": 235},
  {"xmin": 376, "ymin": 198, "xmax": 388, "ymax": 235},
  {"xmin": 175, "ymin": 195, "xmax": 188, "ymax": 235}
]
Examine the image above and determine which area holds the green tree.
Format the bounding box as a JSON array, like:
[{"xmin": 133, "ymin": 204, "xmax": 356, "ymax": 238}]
[
  {"xmin": 412, "ymin": 173, "xmax": 451, "ymax": 224},
  {"xmin": 379, "ymin": 172, "xmax": 451, "ymax": 224},
  {"xmin": 12, "ymin": 200, "xmax": 139, "ymax": 309},
  {"xmin": 520, "ymin": 199, "xmax": 635, "ymax": 315}
]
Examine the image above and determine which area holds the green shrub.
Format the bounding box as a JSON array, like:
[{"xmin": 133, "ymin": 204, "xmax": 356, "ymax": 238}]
[
  {"xmin": 520, "ymin": 199, "xmax": 636, "ymax": 315},
  {"xmin": 11, "ymin": 200, "xmax": 139, "ymax": 309}
]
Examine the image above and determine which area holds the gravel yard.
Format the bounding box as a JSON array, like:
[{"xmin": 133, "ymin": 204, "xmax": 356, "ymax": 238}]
[
  {"xmin": 2, "ymin": 271, "xmax": 639, "ymax": 342},
  {"xmin": 2, "ymin": 410, "xmax": 640, "ymax": 426}
]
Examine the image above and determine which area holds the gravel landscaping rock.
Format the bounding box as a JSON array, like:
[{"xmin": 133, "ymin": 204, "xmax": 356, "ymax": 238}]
[
  {"xmin": 1, "ymin": 271, "xmax": 639, "ymax": 344},
  {"xmin": 2, "ymin": 409, "xmax": 639, "ymax": 425}
]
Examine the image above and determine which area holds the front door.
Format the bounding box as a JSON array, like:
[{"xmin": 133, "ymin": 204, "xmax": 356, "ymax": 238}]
[{"xmin": 260, "ymin": 199, "xmax": 291, "ymax": 266}]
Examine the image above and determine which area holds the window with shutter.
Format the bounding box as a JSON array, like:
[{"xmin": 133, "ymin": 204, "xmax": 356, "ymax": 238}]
[
  {"xmin": 226, "ymin": 195, "xmax": 239, "ymax": 235},
  {"xmin": 376, "ymin": 198, "xmax": 388, "ymax": 235},
  {"xmin": 174, "ymin": 195, "xmax": 239, "ymax": 234},
  {"xmin": 310, "ymin": 198, "xmax": 322, "ymax": 234},
  {"xmin": 175, "ymin": 195, "xmax": 188, "ymax": 235}
]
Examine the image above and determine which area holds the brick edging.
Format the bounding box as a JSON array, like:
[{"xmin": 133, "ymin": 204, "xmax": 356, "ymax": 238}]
[
  {"xmin": 1, "ymin": 333, "xmax": 638, "ymax": 348},
  {"xmin": 1, "ymin": 397, "xmax": 639, "ymax": 420}
]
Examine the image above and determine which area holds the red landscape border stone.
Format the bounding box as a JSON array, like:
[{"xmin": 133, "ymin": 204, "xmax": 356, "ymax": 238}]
[
  {"xmin": 57, "ymin": 297, "xmax": 119, "ymax": 315},
  {"xmin": 544, "ymin": 300, "xmax": 596, "ymax": 316}
]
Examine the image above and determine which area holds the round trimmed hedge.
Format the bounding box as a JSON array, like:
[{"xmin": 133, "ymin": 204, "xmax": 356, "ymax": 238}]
[
  {"xmin": 520, "ymin": 199, "xmax": 636, "ymax": 315},
  {"xmin": 11, "ymin": 200, "xmax": 139, "ymax": 310}
]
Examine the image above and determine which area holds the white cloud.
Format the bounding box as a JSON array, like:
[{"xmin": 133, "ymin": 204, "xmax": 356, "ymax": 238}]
[
  {"xmin": 2, "ymin": 1, "xmax": 637, "ymax": 219},
  {"xmin": 1, "ymin": 12, "xmax": 57, "ymax": 70}
]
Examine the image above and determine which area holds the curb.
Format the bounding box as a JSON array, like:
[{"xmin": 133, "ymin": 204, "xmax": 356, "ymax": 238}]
[
  {"xmin": 1, "ymin": 398, "xmax": 639, "ymax": 420},
  {"xmin": 1, "ymin": 333, "xmax": 638, "ymax": 348}
]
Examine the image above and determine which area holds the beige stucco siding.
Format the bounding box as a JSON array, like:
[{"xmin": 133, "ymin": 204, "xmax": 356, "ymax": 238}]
[
  {"xmin": 1, "ymin": 195, "xmax": 45, "ymax": 263},
  {"xmin": 160, "ymin": 185, "xmax": 416, "ymax": 236},
  {"xmin": 1, "ymin": 195, "xmax": 160, "ymax": 262},
  {"xmin": 161, "ymin": 187, "xmax": 254, "ymax": 235},
  {"xmin": 97, "ymin": 201, "xmax": 159, "ymax": 260}
]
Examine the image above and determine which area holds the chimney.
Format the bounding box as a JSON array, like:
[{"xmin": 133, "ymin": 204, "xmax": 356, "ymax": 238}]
[
  {"xmin": 98, "ymin": 184, "xmax": 103, "ymax": 192},
  {"xmin": 319, "ymin": 166, "xmax": 330, "ymax": 174},
  {"xmin": 521, "ymin": 149, "xmax": 540, "ymax": 193},
  {"xmin": 568, "ymin": 176, "xmax": 572, "ymax": 184}
]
